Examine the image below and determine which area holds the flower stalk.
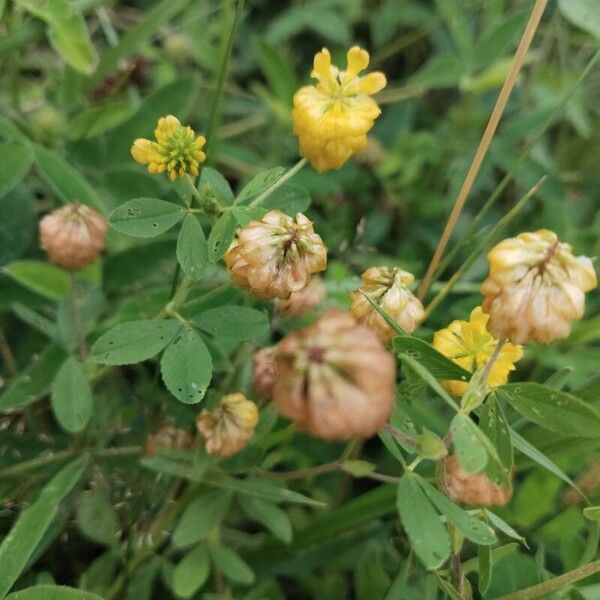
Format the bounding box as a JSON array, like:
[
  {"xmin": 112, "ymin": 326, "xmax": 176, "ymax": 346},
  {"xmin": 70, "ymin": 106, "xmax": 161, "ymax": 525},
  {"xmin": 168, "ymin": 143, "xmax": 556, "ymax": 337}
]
[{"xmin": 418, "ymin": 0, "xmax": 550, "ymax": 302}]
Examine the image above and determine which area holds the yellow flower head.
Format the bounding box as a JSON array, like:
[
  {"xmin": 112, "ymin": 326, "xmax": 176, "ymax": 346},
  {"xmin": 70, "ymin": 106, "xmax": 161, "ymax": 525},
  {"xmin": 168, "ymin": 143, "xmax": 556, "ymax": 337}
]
[
  {"xmin": 433, "ymin": 307, "xmax": 523, "ymax": 398},
  {"xmin": 131, "ymin": 115, "xmax": 206, "ymax": 181},
  {"xmin": 292, "ymin": 46, "xmax": 386, "ymax": 172}
]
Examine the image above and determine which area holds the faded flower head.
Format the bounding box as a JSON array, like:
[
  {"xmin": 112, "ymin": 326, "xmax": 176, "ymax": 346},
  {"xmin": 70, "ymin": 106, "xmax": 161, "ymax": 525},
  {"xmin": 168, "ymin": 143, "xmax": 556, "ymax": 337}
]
[
  {"xmin": 276, "ymin": 276, "xmax": 325, "ymax": 317},
  {"xmin": 350, "ymin": 266, "xmax": 424, "ymax": 343},
  {"xmin": 224, "ymin": 211, "xmax": 327, "ymax": 300},
  {"xmin": 196, "ymin": 393, "xmax": 259, "ymax": 458},
  {"xmin": 131, "ymin": 115, "xmax": 206, "ymax": 181},
  {"xmin": 293, "ymin": 46, "xmax": 386, "ymax": 172},
  {"xmin": 144, "ymin": 423, "xmax": 193, "ymax": 456},
  {"xmin": 481, "ymin": 230, "xmax": 597, "ymax": 344},
  {"xmin": 253, "ymin": 346, "xmax": 277, "ymax": 399},
  {"xmin": 39, "ymin": 203, "xmax": 107, "ymax": 271},
  {"xmin": 433, "ymin": 307, "xmax": 523, "ymax": 397},
  {"xmin": 273, "ymin": 309, "xmax": 396, "ymax": 440},
  {"xmin": 441, "ymin": 455, "xmax": 512, "ymax": 507}
]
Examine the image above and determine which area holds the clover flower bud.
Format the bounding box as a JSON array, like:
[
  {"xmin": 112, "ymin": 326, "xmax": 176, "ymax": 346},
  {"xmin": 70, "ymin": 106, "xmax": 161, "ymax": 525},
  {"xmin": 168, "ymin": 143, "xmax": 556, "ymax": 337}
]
[
  {"xmin": 253, "ymin": 346, "xmax": 277, "ymax": 399},
  {"xmin": 350, "ymin": 266, "xmax": 424, "ymax": 343},
  {"xmin": 293, "ymin": 46, "xmax": 386, "ymax": 172},
  {"xmin": 273, "ymin": 309, "xmax": 396, "ymax": 440},
  {"xmin": 433, "ymin": 307, "xmax": 523, "ymax": 397},
  {"xmin": 481, "ymin": 230, "xmax": 597, "ymax": 344},
  {"xmin": 144, "ymin": 423, "xmax": 193, "ymax": 456},
  {"xmin": 416, "ymin": 428, "xmax": 448, "ymax": 461},
  {"xmin": 196, "ymin": 393, "xmax": 258, "ymax": 458},
  {"xmin": 441, "ymin": 455, "xmax": 512, "ymax": 507},
  {"xmin": 39, "ymin": 203, "xmax": 107, "ymax": 271},
  {"xmin": 131, "ymin": 115, "xmax": 206, "ymax": 181},
  {"xmin": 224, "ymin": 211, "xmax": 327, "ymax": 300},
  {"xmin": 276, "ymin": 276, "xmax": 325, "ymax": 317}
]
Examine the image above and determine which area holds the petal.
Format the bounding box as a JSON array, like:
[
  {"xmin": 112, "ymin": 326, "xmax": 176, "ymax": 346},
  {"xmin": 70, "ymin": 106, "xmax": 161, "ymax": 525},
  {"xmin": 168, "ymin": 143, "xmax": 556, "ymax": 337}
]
[
  {"xmin": 343, "ymin": 46, "xmax": 370, "ymax": 81},
  {"xmin": 131, "ymin": 138, "xmax": 154, "ymax": 164},
  {"xmin": 354, "ymin": 72, "xmax": 387, "ymax": 95}
]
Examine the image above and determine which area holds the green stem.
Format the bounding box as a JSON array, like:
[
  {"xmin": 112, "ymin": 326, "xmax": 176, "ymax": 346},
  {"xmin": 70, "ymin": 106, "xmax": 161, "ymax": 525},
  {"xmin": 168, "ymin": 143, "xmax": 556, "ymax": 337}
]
[
  {"xmin": 494, "ymin": 558, "xmax": 600, "ymax": 600},
  {"xmin": 182, "ymin": 173, "xmax": 203, "ymax": 205},
  {"xmin": 0, "ymin": 446, "xmax": 141, "ymax": 479},
  {"xmin": 181, "ymin": 282, "xmax": 233, "ymax": 312},
  {"xmin": 248, "ymin": 157, "xmax": 308, "ymax": 207},
  {"xmin": 165, "ymin": 276, "xmax": 193, "ymax": 316},
  {"xmin": 205, "ymin": 0, "xmax": 245, "ymax": 159}
]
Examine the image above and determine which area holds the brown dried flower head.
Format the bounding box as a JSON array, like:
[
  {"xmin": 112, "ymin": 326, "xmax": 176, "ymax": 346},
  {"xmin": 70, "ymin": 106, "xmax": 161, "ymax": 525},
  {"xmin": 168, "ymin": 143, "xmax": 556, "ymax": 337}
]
[
  {"xmin": 275, "ymin": 276, "xmax": 326, "ymax": 317},
  {"xmin": 273, "ymin": 309, "xmax": 396, "ymax": 440},
  {"xmin": 482, "ymin": 230, "xmax": 597, "ymax": 344},
  {"xmin": 144, "ymin": 423, "xmax": 193, "ymax": 457},
  {"xmin": 563, "ymin": 461, "xmax": 600, "ymax": 507},
  {"xmin": 350, "ymin": 266, "xmax": 425, "ymax": 342},
  {"xmin": 442, "ymin": 455, "xmax": 512, "ymax": 507},
  {"xmin": 224, "ymin": 211, "xmax": 327, "ymax": 300},
  {"xmin": 196, "ymin": 393, "xmax": 259, "ymax": 458},
  {"xmin": 253, "ymin": 346, "xmax": 277, "ymax": 399},
  {"xmin": 39, "ymin": 203, "xmax": 107, "ymax": 271}
]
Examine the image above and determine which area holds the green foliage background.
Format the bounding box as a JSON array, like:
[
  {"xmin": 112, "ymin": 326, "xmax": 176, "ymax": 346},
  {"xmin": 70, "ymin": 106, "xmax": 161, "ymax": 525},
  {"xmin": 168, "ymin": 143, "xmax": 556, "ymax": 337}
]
[{"xmin": 0, "ymin": 0, "xmax": 599, "ymax": 599}]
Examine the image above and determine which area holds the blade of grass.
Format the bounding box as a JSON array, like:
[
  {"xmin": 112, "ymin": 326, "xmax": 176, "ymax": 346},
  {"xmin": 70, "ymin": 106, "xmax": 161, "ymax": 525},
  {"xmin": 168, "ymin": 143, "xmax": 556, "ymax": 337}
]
[
  {"xmin": 205, "ymin": 0, "xmax": 245, "ymax": 159},
  {"xmin": 418, "ymin": 0, "xmax": 549, "ymax": 301},
  {"xmin": 431, "ymin": 48, "xmax": 600, "ymax": 285},
  {"xmin": 424, "ymin": 177, "xmax": 545, "ymax": 317}
]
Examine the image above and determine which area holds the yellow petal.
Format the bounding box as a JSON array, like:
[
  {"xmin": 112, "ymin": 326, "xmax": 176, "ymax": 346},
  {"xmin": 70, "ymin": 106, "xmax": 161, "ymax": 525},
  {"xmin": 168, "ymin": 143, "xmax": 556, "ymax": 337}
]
[
  {"xmin": 344, "ymin": 46, "xmax": 370, "ymax": 80},
  {"xmin": 355, "ymin": 72, "xmax": 387, "ymax": 95},
  {"xmin": 131, "ymin": 138, "xmax": 157, "ymax": 164}
]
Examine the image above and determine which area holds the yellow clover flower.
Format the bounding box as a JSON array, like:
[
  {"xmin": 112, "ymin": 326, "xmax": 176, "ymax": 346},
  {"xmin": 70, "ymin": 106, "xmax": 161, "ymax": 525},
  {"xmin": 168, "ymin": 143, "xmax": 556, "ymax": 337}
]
[
  {"xmin": 131, "ymin": 115, "xmax": 206, "ymax": 181},
  {"xmin": 292, "ymin": 46, "xmax": 386, "ymax": 172},
  {"xmin": 433, "ymin": 307, "xmax": 523, "ymax": 398}
]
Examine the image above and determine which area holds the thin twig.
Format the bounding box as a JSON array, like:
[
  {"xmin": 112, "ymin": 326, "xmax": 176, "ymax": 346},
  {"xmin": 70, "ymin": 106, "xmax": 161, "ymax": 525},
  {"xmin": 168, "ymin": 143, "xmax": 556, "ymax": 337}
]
[
  {"xmin": 0, "ymin": 329, "xmax": 18, "ymax": 376},
  {"xmin": 382, "ymin": 423, "xmax": 417, "ymax": 447},
  {"xmin": 255, "ymin": 461, "xmax": 339, "ymax": 481},
  {"xmin": 417, "ymin": 0, "xmax": 549, "ymax": 301},
  {"xmin": 481, "ymin": 338, "xmax": 507, "ymax": 384},
  {"xmin": 423, "ymin": 177, "xmax": 545, "ymax": 318}
]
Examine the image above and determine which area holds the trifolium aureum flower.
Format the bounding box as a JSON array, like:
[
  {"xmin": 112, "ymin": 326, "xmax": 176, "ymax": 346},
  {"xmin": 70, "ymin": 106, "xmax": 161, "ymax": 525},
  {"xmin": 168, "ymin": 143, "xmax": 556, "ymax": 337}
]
[
  {"xmin": 350, "ymin": 266, "xmax": 424, "ymax": 343},
  {"xmin": 39, "ymin": 203, "xmax": 107, "ymax": 271},
  {"xmin": 131, "ymin": 115, "xmax": 206, "ymax": 181},
  {"xmin": 196, "ymin": 393, "xmax": 259, "ymax": 458},
  {"xmin": 293, "ymin": 46, "xmax": 386, "ymax": 172},
  {"xmin": 433, "ymin": 307, "xmax": 523, "ymax": 397},
  {"xmin": 224, "ymin": 210, "xmax": 327, "ymax": 300},
  {"xmin": 273, "ymin": 310, "xmax": 396, "ymax": 441},
  {"xmin": 481, "ymin": 230, "xmax": 597, "ymax": 344}
]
